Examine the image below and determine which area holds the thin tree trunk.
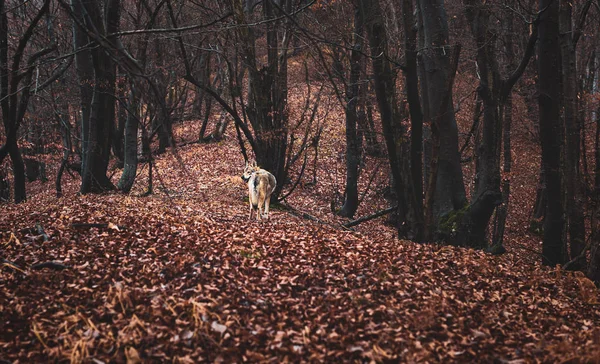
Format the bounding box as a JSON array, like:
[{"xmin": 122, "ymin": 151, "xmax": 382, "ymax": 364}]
[
  {"xmin": 56, "ymin": 111, "xmax": 72, "ymax": 197},
  {"xmin": 494, "ymin": 93, "xmax": 511, "ymax": 248},
  {"xmin": 539, "ymin": 0, "xmax": 565, "ymax": 266},
  {"xmin": 588, "ymin": 104, "xmax": 600, "ymax": 282},
  {"xmin": 560, "ymin": 0, "xmax": 586, "ymax": 270},
  {"xmin": 117, "ymin": 84, "xmax": 139, "ymax": 193},
  {"xmin": 7, "ymin": 139, "xmax": 25, "ymax": 203},
  {"xmin": 198, "ymin": 54, "xmax": 214, "ymax": 141},
  {"xmin": 340, "ymin": 6, "xmax": 364, "ymax": 218},
  {"xmin": 402, "ymin": 0, "xmax": 424, "ymax": 242},
  {"xmin": 363, "ymin": 97, "xmax": 381, "ymax": 156},
  {"xmin": 113, "ymin": 76, "xmax": 127, "ymax": 165},
  {"xmin": 74, "ymin": 0, "xmax": 116, "ymax": 193},
  {"xmin": 360, "ymin": 0, "xmax": 408, "ymax": 235},
  {"xmin": 493, "ymin": 5, "xmax": 515, "ymax": 249}
]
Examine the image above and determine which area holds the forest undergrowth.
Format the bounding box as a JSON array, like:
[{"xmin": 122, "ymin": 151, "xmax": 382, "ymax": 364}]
[{"xmin": 1, "ymin": 117, "xmax": 600, "ymax": 363}]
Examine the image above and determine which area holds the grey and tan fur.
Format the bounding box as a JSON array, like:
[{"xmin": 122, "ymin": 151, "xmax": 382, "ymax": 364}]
[{"xmin": 241, "ymin": 160, "xmax": 277, "ymax": 220}]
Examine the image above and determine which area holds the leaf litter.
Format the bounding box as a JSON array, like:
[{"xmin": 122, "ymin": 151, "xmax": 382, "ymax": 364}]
[{"xmin": 0, "ymin": 120, "xmax": 599, "ymax": 363}]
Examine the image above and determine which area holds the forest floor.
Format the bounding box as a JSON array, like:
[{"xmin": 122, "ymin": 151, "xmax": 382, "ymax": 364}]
[{"xmin": 2, "ymin": 112, "xmax": 600, "ymax": 363}]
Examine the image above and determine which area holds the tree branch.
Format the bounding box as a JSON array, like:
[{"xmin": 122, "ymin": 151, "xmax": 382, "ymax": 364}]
[
  {"xmin": 573, "ymin": 0, "xmax": 593, "ymax": 46},
  {"xmin": 504, "ymin": 11, "xmax": 541, "ymax": 94},
  {"xmin": 343, "ymin": 205, "xmax": 397, "ymax": 228},
  {"xmin": 184, "ymin": 74, "xmax": 257, "ymax": 152}
]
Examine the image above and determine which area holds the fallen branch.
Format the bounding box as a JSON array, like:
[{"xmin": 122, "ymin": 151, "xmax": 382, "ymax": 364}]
[
  {"xmin": 278, "ymin": 152, "xmax": 309, "ymax": 203},
  {"xmin": 1, "ymin": 258, "xmax": 26, "ymax": 274},
  {"xmin": 31, "ymin": 261, "xmax": 69, "ymax": 271},
  {"xmin": 343, "ymin": 205, "xmax": 397, "ymax": 228},
  {"xmin": 563, "ymin": 238, "xmax": 592, "ymax": 271},
  {"xmin": 280, "ymin": 203, "xmax": 351, "ymax": 231},
  {"xmin": 71, "ymin": 223, "xmax": 126, "ymax": 230}
]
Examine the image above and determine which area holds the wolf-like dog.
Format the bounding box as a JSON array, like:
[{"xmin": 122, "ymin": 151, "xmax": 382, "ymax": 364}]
[{"xmin": 241, "ymin": 160, "xmax": 277, "ymax": 220}]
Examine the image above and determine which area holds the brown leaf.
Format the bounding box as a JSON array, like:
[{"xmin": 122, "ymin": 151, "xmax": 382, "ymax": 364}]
[{"xmin": 125, "ymin": 346, "xmax": 142, "ymax": 364}]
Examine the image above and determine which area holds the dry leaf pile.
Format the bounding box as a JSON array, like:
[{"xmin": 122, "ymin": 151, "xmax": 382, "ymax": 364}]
[{"xmin": 1, "ymin": 121, "xmax": 600, "ymax": 363}]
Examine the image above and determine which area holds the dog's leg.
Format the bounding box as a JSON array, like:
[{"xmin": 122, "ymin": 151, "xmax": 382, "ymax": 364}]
[
  {"xmin": 257, "ymin": 195, "xmax": 264, "ymax": 221},
  {"xmin": 257, "ymin": 202, "xmax": 262, "ymax": 221},
  {"xmin": 264, "ymin": 196, "xmax": 271, "ymax": 219}
]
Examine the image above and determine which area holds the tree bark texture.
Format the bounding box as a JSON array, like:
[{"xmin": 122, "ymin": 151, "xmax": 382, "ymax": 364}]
[
  {"xmin": 231, "ymin": 0, "xmax": 289, "ymax": 199},
  {"xmin": 73, "ymin": 0, "xmax": 118, "ymax": 194},
  {"xmin": 117, "ymin": 84, "xmax": 140, "ymax": 193},
  {"xmin": 360, "ymin": 0, "xmax": 408, "ymax": 235},
  {"xmin": 0, "ymin": 0, "xmax": 51, "ymax": 203},
  {"xmin": 559, "ymin": 0, "xmax": 586, "ymax": 270},
  {"xmin": 339, "ymin": 6, "xmax": 364, "ymax": 218},
  {"xmin": 538, "ymin": 0, "xmax": 566, "ymax": 266},
  {"xmin": 417, "ymin": 0, "xmax": 467, "ymax": 221},
  {"xmin": 403, "ymin": 0, "xmax": 425, "ymax": 241}
]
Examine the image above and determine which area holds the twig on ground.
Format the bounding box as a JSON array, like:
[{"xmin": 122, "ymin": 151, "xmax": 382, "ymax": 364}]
[
  {"xmin": 280, "ymin": 203, "xmax": 352, "ymax": 231},
  {"xmin": 343, "ymin": 205, "xmax": 396, "ymax": 228}
]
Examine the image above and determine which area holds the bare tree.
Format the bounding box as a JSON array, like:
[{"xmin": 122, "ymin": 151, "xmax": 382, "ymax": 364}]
[
  {"xmin": 539, "ymin": 0, "xmax": 565, "ymax": 266},
  {"xmin": 0, "ymin": 0, "xmax": 53, "ymax": 203}
]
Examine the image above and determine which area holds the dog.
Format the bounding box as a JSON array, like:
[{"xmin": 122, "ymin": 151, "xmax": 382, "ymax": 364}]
[{"xmin": 241, "ymin": 160, "xmax": 277, "ymax": 220}]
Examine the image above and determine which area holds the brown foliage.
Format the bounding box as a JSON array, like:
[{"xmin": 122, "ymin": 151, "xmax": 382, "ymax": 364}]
[{"xmin": 1, "ymin": 121, "xmax": 599, "ymax": 362}]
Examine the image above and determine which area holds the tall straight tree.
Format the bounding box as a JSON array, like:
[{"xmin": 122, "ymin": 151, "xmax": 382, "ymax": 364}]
[
  {"xmin": 117, "ymin": 84, "xmax": 140, "ymax": 193},
  {"xmin": 0, "ymin": 0, "xmax": 52, "ymax": 203},
  {"xmin": 458, "ymin": 0, "xmax": 539, "ymax": 248},
  {"xmin": 559, "ymin": 0, "xmax": 592, "ymax": 270},
  {"xmin": 589, "ymin": 103, "xmax": 600, "ymax": 282},
  {"xmin": 71, "ymin": 0, "xmax": 120, "ymax": 193},
  {"xmin": 117, "ymin": 1, "xmax": 163, "ymax": 193},
  {"xmin": 339, "ymin": 5, "xmax": 364, "ymax": 218},
  {"xmin": 402, "ymin": 0, "xmax": 425, "ymax": 241},
  {"xmin": 417, "ymin": 0, "xmax": 467, "ymax": 226},
  {"xmin": 538, "ymin": 0, "xmax": 565, "ymax": 266},
  {"xmin": 359, "ymin": 0, "xmax": 409, "ymax": 235}
]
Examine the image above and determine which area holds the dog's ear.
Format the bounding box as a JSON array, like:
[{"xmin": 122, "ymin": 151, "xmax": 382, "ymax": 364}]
[{"xmin": 250, "ymin": 159, "xmax": 257, "ymax": 168}]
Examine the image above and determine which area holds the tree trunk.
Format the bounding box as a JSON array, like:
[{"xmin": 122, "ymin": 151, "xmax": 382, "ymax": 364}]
[
  {"xmin": 73, "ymin": 0, "xmax": 117, "ymax": 194},
  {"xmin": 56, "ymin": 111, "xmax": 72, "ymax": 198},
  {"xmin": 199, "ymin": 96, "xmax": 213, "ymax": 141},
  {"xmin": 0, "ymin": 0, "xmax": 50, "ymax": 203},
  {"xmin": 237, "ymin": 0, "xmax": 288, "ymax": 200},
  {"xmin": 198, "ymin": 53, "xmax": 214, "ymax": 141},
  {"xmin": 0, "ymin": 167, "xmax": 8, "ymax": 202},
  {"xmin": 539, "ymin": 0, "xmax": 565, "ymax": 266},
  {"xmin": 71, "ymin": 0, "xmax": 93, "ymax": 177},
  {"xmin": 402, "ymin": 0, "xmax": 424, "ymax": 242},
  {"xmin": 113, "ymin": 84, "xmax": 127, "ymax": 165},
  {"xmin": 339, "ymin": 6, "xmax": 364, "ymax": 218},
  {"xmin": 117, "ymin": 84, "xmax": 140, "ymax": 193},
  {"xmin": 588, "ymin": 104, "xmax": 600, "ymax": 282},
  {"xmin": 363, "ymin": 97, "xmax": 381, "ymax": 156},
  {"xmin": 559, "ymin": 0, "xmax": 586, "ymax": 270},
  {"xmin": 153, "ymin": 40, "xmax": 173, "ymax": 155},
  {"xmin": 494, "ymin": 92, "xmax": 511, "ymax": 248},
  {"xmin": 360, "ymin": 0, "xmax": 408, "ymax": 235},
  {"xmin": 458, "ymin": 0, "xmax": 503, "ymax": 248},
  {"xmin": 493, "ymin": 4, "xmax": 516, "ymax": 250},
  {"xmin": 417, "ymin": 0, "xmax": 467, "ymax": 222},
  {"xmin": 7, "ymin": 139, "xmax": 25, "ymax": 203},
  {"xmin": 416, "ymin": 5, "xmax": 431, "ymax": 189}
]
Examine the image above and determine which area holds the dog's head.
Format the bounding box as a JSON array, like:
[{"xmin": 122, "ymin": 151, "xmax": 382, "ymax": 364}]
[{"xmin": 241, "ymin": 160, "xmax": 258, "ymax": 183}]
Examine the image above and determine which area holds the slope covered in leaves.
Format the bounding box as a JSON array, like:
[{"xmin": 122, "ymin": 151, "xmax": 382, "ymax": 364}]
[{"xmin": 1, "ymin": 127, "xmax": 600, "ymax": 363}]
